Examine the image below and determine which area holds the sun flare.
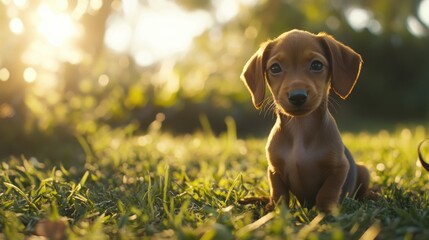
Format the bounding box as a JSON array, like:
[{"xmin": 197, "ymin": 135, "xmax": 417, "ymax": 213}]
[
  {"xmin": 37, "ymin": 4, "xmax": 80, "ymax": 47},
  {"xmin": 104, "ymin": 0, "xmax": 212, "ymax": 66},
  {"xmin": 13, "ymin": 1, "xmax": 84, "ymax": 95}
]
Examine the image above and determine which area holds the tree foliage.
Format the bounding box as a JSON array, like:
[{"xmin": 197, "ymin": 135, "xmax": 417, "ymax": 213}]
[{"xmin": 0, "ymin": 0, "xmax": 428, "ymax": 159}]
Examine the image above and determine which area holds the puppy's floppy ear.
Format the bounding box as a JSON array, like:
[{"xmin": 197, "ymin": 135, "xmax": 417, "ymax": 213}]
[
  {"xmin": 319, "ymin": 33, "xmax": 363, "ymax": 99},
  {"xmin": 241, "ymin": 41, "xmax": 271, "ymax": 109}
]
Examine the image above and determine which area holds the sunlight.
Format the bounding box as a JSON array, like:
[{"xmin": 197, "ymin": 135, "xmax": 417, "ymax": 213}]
[
  {"xmin": 418, "ymin": 0, "xmax": 429, "ymax": 27},
  {"xmin": 12, "ymin": 0, "xmax": 27, "ymax": 8},
  {"xmin": 0, "ymin": 68, "xmax": 10, "ymax": 82},
  {"xmin": 9, "ymin": 17, "xmax": 24, "ymax": 34},
  {"xmin": 376, "ymin": 163, "xmax": 385, "ymax": 172},
  {"xmin": 345, "ymin": 7, "xmax": 382, "ymax": 34},
  {"xmin": 104, "ymin": 0, "xmax": 212, "ymax": 66},
  {"xmin": 345, "ymin": 7, "xmax": 371, "ymax": 31},
  {"xmin": 132, "ymin": 8, "xmax": 211, "ymax": 66},
  {"xmin": 104, "ymin": 18, "xmax": 132, "ymax": 53},
  {"xmin": 37, "ymin": 4, "xmax": 80, "ymax": 47},
  {"xmin": 8, "ymin": 0, "xmax": 85, "ymax": 95},
  {"xmin": 104, "ymin": 0, "xmax": 260, "ymax": 66},
  {"xmin": 23, "ymin": 67, "xmax": 37, "ymax": 83},
  {"xmin": 212, "ymin": 0, "xmax": 239, "ymax": 23},
  {"xmin": 98, "ymin": 74, "xmax": 110, "ymax": 87},
  {"xmin": 407, "ymin": 16, "xmax": 426, "ymax": 37}
]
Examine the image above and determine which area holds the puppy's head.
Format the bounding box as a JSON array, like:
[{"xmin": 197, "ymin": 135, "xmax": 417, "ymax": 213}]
[{"xmin": 241, "ymin": 29, "xmax": 362, "ymax": 116}]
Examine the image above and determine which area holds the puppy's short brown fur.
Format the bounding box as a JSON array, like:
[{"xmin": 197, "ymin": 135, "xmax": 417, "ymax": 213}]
[{"xmin": 241, "ymin": 29, "xmax": 370, "ymax": 213}]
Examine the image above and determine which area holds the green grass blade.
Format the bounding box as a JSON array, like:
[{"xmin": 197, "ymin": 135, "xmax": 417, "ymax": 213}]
[{"xmin": 3, "ymin": 182, "xmax": 39, "ymax": 211}]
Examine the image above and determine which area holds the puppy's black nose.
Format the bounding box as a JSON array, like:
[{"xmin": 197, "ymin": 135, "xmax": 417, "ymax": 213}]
[{"xmin": 288, "ymin": 90, "xmax": 308, "ymax": 106}]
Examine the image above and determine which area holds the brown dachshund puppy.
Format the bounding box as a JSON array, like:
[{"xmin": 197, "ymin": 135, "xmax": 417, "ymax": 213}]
[{"xmin": 241, "ymin": 29, "xmax": 370, "ymax": 213}]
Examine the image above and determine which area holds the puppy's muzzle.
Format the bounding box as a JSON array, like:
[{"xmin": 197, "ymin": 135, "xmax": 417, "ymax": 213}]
[{"xmin": 288, "ymin": 89, "xmax": 308, "ymax": 106}]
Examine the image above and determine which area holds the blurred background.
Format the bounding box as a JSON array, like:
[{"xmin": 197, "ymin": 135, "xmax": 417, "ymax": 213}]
[{"xmin": 0, "ymin": 0, "xmax": 429, "ymax": 161}]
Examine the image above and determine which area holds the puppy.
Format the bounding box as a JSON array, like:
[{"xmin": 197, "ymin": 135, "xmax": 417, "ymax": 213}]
[{"xmin": 241, "ymin": 29, "xmax": 370, "ymax": 213}]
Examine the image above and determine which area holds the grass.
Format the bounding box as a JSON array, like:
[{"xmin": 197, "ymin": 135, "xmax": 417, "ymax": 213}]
[{"xmin": 1, "ymin": 119, "xmax": 429, "ymax": 239}]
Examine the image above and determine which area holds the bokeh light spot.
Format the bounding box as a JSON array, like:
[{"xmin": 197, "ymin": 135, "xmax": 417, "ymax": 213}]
[
  {"xmin": 346, "ymin": 7, "xmax": 371, "ymax": 31},
  {"xmin": 37, "ymin": 4, "xmax": 80, "ymax": 47},
  {"xmin": 407, "ymin": 16, "xmax": 426, "ymax": 37},
  {"xmin": 0, "ymin": 104, "xmax": 15, "ymax": 118},
  {"xmin": 376, "ymin": 163, "xmax": 385, "ymax": 172},
  {"xmin": 23, "ymin": 67, "xmax": 37, "ymax": 83},
  {"xmin": 104, "ymin": 18, "xmax": 132, "ymax": 53},
  {"xmin": 13, "ymin": 0, "xmax": 27, "ymax": 8},
  {"xmin": 326, "ymin": 16, "xmax": 340, "ymax": 30},
  {"xmin": 104, "ymin": 0, "xmax": 212, "ymax": 66},
  {"xmin": 9, "ymin": 17, "xmax": 24, "ymax": 34},
  {"xmin": 213, "ymin": 0, "xmax": 239, "ymax": 23},
  {"xmin": 98, "ymin": 74, "xmax": 110, "ymax": 87},
  {"xmin": 90, "ymin": 0, "xmax": 103, "ymax": 12},
  {"xmin": 244, "ymin": 26, "xmax": 258, "ymax": 39},
  {"xmin": 0, "ymin": 68, "xmax": 10, "ymax": 82},
  {"xmin": 418, "ymin": 0, "xmax": 429, "ymax": 27}
]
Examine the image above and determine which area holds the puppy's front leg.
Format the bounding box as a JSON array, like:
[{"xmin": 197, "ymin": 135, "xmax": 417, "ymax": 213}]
[
  {"xmin": 315, "ymin": 167, "xmax": 348, "ymax": 213},
  {"xmin": 268, "ymin": 168, "xmax": 289, "ymax": 210}
]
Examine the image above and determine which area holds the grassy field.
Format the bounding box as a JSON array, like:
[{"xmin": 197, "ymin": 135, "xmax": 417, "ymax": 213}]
[{"xmin": 1, "ymin": 120, "xmax": 429, "ymax": 239}]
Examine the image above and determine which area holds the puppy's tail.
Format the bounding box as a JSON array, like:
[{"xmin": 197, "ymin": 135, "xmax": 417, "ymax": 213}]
[{"xmin": 418, "ymin": 139, "xmax": 429, "ymax": 172}]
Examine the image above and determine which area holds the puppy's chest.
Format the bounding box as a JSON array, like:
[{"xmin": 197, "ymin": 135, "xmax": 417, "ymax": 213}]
[
  {"xmin": 267, "ymin": 139, "xmax": 330, "ymax": 178},
  {"xmin": 268, "ymin": 143, "xmax": 323, "ymax": 169}
]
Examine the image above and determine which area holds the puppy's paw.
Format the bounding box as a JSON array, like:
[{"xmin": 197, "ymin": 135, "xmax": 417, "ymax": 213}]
[{"xmin": 316, "ymin": 202, "xmax": 338, "ymax": 214}]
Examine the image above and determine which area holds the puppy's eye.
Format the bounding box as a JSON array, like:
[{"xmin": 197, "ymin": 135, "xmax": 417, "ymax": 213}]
[
  {"xmin": 310, "ymin": 60, "xmax": 324, "ymax": 72},
  {"xmin": 269, "ymin": 63, "xmax": 282, "ymax": 74}
]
